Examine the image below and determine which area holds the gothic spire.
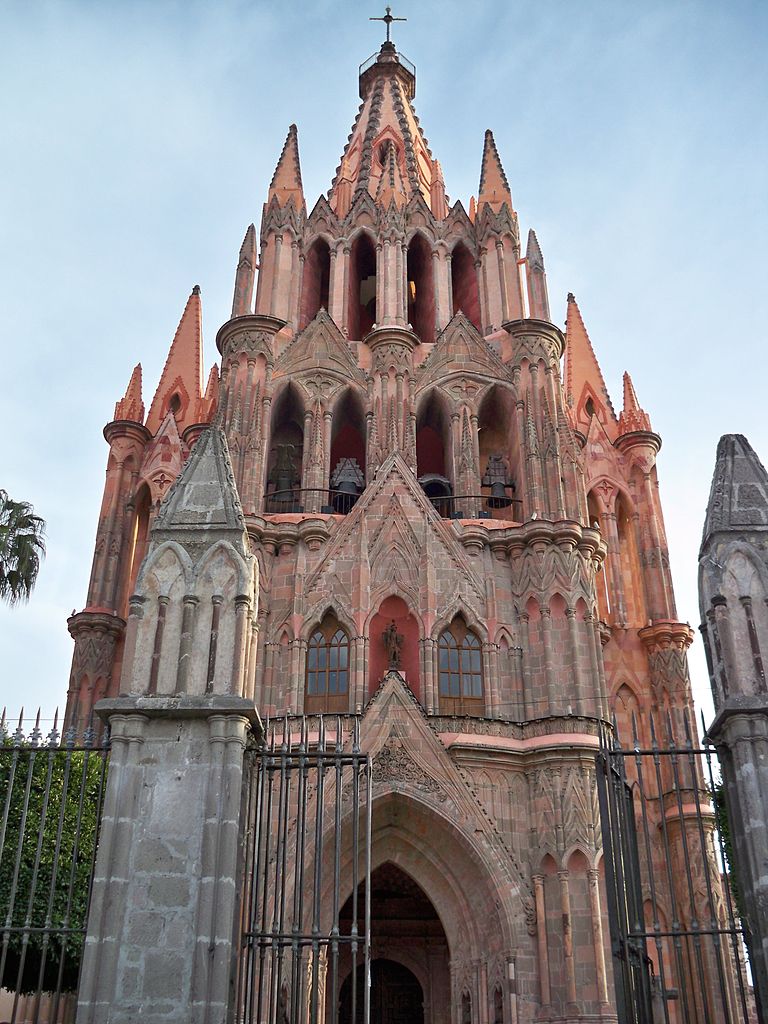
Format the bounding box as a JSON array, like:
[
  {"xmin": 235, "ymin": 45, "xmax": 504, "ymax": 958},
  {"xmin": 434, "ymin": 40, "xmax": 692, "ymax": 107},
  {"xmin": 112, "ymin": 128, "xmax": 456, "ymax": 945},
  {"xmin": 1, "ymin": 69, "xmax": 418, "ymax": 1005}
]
[
  {"xmin": 268, "ymin": 124, "xmax": 305, "ymax": 210},
  {"xmin": 232, "ymin": 223, "xmax": 257, "ymax": 317},
  {"xmin": 329, "ymin": 42, "xmax": 439, "ymax": 218},
  {"xmin": 525, "ymin": 229, "xmax": 550, "ymax": 321},
  {"xmin": 113, "ymin": 363, "xmax": 144, "ymax": 424},
  {"xmin": 702, "ymin": 434, "xmax": 768, "ymax": 542},
  {"xmin": 146, "ymin": 286, "xmax": 204, "ymax": 435},
  {"xmin": 617, "ymin": 371, "xmax": 652, "ymax": 435},
  {"xmin": 563, "ymin": 293, "xmax": 616, "ymax": 438},
  {"xmin": 478, "ymin": 129, "xmax": 512, "ymax": 213}
]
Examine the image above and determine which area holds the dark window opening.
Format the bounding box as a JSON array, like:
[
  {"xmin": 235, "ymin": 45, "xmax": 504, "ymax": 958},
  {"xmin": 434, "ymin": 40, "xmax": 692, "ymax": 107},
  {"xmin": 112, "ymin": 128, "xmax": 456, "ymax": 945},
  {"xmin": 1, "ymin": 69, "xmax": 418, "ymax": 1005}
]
[
  {"xmin": 451, "ymin": 242, "xmax": 481, "ymax": 332},
  {"xmin": 348, "ymin": 233, "xmax": 377, "ymax": 340},
  {"xmin": 407, "ymin": 233, "xmax": 435, "ymax": 343},
  {"xmin": 300, "ymin": 238, "xmax": 331, "ymax": 329},
  {"xmin": 266, "ymin": 386, "xmax": 304, "ymax": 511}
]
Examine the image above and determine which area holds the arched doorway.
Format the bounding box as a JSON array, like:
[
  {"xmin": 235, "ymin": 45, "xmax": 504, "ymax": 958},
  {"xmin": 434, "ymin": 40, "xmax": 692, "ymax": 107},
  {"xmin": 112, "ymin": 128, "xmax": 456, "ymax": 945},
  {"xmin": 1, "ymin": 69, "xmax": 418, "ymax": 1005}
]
[
  {"xmin": 339, "ymin": 959, "xmax": 424, "ymax": 1024},
  {"xmin": 338, "ymin": 863, "xmax": 448, "ymax": 1024}
]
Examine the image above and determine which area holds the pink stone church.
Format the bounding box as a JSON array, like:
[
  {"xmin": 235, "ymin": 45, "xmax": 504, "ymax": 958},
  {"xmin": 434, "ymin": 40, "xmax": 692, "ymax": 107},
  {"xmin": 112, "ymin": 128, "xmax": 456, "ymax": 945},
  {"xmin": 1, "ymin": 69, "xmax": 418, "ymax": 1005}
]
[{"xmin": 64, "ymin": 32, "xmax": 713, "ymax": 1024}]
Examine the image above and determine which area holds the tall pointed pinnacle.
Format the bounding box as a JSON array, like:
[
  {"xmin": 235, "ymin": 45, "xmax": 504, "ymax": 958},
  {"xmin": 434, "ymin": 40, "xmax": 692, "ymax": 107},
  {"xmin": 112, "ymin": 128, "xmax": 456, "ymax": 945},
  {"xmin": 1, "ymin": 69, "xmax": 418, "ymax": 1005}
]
[
  {"xmin": 113, "ymin": 364, "xmax": 144, "ymax": 424},
  {"xmin": 563, "ymin": 293, "xmax": 617, "ymax": 438},
  {"xmin": 146, "ymin": 286, "xmax": 205, "ymax": 436},
  {"xmin": 478, "ymin": 129, "xmax": 512, "ymax": 213},
  {"xmin": 152, "ymin": 426, "xmax": 246, "ymax": 543},
  {"xmin": 618, "ymin": 371, "xmax": 652, "ymax": 435},
  {"xmin": 329, "ymin": 41, "xmax": 440, "ymax": 218},
  {"xmin": 702, "ymin": 435, "xmax": 768, "ymax": 542},
  {"xmin": 525, "ymin": 229, "xmax": 550, "ymax": 321},
  {"xmin": 232, "ymin": 224, "xmax": 257, "ymax": 317},
  {"xmin": 268, "ymin": 124, "xmax": 305, "ymax": 210}
]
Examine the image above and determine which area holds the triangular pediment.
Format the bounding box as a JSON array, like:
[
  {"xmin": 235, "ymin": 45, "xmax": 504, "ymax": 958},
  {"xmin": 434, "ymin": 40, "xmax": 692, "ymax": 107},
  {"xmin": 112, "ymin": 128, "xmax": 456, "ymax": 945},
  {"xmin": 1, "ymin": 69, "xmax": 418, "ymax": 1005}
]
[
  {"xmin": 306, "ymin": 195, "xmax": 339, "ymax": 238},
  {"xmin": 358, "ymin": 672, "xmax": 532, "ymax": 911},
  {"xmin": 152, "ymin": 426, "xmax": 246, "ymax": 541},
  {"xmin": 273, "ymin": 309, "xmax": 366, "ymax": 388},
  {"xmin": 415, "ymin": 312, "xmax": 510, "ymax": 394},
  {"xmin": 303, "ymin": 451, "xmax": 486, "ymax": 613},
  {"xmin": 443, "ymin": 200, "xmax": 474, "ymax": 242}
]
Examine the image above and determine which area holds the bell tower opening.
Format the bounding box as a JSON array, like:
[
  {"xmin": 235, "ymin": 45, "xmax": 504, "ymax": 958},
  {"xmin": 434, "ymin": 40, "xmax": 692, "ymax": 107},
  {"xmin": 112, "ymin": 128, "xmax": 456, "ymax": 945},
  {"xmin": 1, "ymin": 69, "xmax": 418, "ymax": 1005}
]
[
  {"xmin": 416, "ymin": 391, "xmax": 452, "ymax": 516},
  {"xmin": 337, "ymin": 863, "xmax": 448, "ymax": 1024},
  {"xmin": 407, "ymin": 232, "xmax": 435, "ymax": 343},
  {"xmin": 300, "ymin": 238, "xmax": 331, "ymax": 329},
  {"xmin": 348, "ymin": 232, "xmax": 377, "ymax": 340},
  {"xmin": 266, "ymin": 384, "xmax": 305, "ymax": 510},
  {"xmin": 450, "ymin": 242, "xmax": 481, "ymax": 332},
  {"xmin": 330, "ymin": 389, "xmax": 366, "ymax": 512}
]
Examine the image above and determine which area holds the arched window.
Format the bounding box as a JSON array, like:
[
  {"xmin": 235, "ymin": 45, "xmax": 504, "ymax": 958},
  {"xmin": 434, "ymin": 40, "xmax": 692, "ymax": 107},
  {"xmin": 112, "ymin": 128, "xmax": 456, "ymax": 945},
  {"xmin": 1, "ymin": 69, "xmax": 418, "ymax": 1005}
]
[
  {"xmin": 451, "ymin": 242, "xmax": 481, "ymax": 332},
  {"xmin": 305, "ymin": 614, "xmax": 350, "ymax": 713},
  {"xmin": 493, "ymin": 986, "xmax": 504, "ymax": 1024},
  {"xmin": 348, "ymin": 233, "xmax": 377, "ymax": 340},
  {"xmin": 461, "ymin": 990, "xmax": 472, "ymax": 1024},
  {"xmin": 407, "ymin": 232, "xmax": 435, "ymax": 343},
  {"xmin": 438, "ymin": 618, "xmax": 483, "ymax": 714},
  {"xmin": 299, "ymin": 238, "xmax": 331, "ymax": 329}
]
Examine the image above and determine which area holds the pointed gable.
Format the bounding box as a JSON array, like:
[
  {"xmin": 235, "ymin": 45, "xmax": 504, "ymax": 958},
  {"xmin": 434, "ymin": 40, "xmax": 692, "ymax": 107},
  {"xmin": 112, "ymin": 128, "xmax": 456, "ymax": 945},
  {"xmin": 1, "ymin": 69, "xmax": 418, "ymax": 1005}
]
[
  {"xmin": 146, "ymin": 287, "xmax": 205, "ymax": 436},
  {"xmin": 563, "ymin": 293, "xmax": 617, "ymax": 439},
  {"xmin": 702, "ymin": 434, "xmax": 768, "ymax": 541},
  {"xmin": 273, "ymin": 309, "xmax": 367, "ymax": 388},
  {"xmin": 478, "ymin": 129, "xmax": 512, "ymax": 213},
  {"xmin": 268, "ymin": 124, "xmax": 305, "ymax": 211},
  {"xmin": 114, "ymin": 364, "xmax": 144, "ymax": 423},
  {"xmin": 152, "ymin": 426, "xmax": 246, "ymax": 541},
  {"xmin": 415, "ymin": 312, "xmax": 510, "ymax": 394}
]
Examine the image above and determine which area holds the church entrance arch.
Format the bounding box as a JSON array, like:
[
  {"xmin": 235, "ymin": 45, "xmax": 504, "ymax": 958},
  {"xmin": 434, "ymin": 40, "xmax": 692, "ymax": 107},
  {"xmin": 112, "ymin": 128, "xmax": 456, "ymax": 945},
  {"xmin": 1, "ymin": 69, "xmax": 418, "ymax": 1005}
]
[
  {"xmin": 338, "ymin": 865, "xmax": 445, "ymax": 1024},
  {"xmin": 339, "ymin": 959, "xmax": 424, "ymax": 1024}
]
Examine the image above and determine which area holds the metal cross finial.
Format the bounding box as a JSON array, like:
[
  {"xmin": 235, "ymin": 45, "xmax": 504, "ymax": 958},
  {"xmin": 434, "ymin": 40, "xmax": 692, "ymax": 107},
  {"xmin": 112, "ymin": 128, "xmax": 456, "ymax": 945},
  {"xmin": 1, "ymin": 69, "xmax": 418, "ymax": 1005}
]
[{"xmin": 370, "ymin": 6, "xmax": 407, "ymax": 44}]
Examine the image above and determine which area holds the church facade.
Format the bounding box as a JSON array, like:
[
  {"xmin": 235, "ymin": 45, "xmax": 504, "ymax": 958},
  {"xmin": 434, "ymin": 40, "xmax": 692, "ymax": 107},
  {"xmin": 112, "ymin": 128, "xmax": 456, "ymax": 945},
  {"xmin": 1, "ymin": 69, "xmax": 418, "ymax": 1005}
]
[{"xmin": 65, "ymin": 37, "xmax": 716, "ymax": 1024}]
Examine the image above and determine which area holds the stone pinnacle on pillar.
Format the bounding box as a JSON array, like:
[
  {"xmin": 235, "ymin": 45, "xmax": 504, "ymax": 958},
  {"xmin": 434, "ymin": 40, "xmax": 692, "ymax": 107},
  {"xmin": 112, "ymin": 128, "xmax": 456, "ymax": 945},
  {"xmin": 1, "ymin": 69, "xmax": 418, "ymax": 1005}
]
[
  {"xmin": 268, "ymin": 124, "xmax": 305, "ymax": 211},
  {"xmin": 525, "ymin": 229, "xmax": 550, "ymax": 322},
  {"xmin": 563, "ymin": 293, "xmax": 617, "ymax": 439},
  {"xmin": 232, "ymin": 223, "xmax": 257, "ymax": 317},
  {"xmin": 478, "ymin": 129, "xmax": 513, "ymax": 213},
  {"xmin": 617, "ymin": 371, "xmax": 652, "ymax": 435},
  {"xmin": 113, "ymin": 363, "xmax": 145, "ymax": 423},
  {"xmin": 146, "ymin": 286, "xmax": 205, "ymax": 436}
]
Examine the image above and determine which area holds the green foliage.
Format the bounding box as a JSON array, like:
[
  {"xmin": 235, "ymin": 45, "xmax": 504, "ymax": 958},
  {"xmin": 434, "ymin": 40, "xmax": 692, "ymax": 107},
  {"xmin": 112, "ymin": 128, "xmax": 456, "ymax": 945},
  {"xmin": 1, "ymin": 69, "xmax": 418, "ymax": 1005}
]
[
  {"xmin": 712, "ymin": 780, "xmax": 745, "ymax": 922},
  {"xmin": 0, "ymin": 489, "xmax": 46, "ymax": 606},
  {"xmin": 0, "ymin": 744, "xmax": 106, "ymax": 993}
]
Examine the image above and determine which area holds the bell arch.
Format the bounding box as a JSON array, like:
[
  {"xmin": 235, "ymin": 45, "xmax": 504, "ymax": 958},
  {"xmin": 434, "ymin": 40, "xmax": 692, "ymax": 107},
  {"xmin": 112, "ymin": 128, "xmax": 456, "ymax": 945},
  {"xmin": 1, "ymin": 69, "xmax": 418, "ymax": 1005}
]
[
  {"xmin": 416, "ymin": 390, "xmax": 453, "ymax": 515},
  {"xmin": 407, "ymin": 231, "xmax": 435, "ymax": 343},
  {"xmin": 347, "ymin": 230, "xmax": 377, "ymax": 340},
  {"xmin": 266, "ymin": 382, "xmax": 305, "ymax": 507},
  {"xmin": 450, "ymin": 241, "xmax": 481, "ymax": 332},
  {"xmin": 477, "ymin": 384, "xmax": 519, "ymax": 519},
  {"xmin": 299, "ymin": 237, "xmax": 331, "ymax": 329},
  {"xmin": 330, "ymin": 387, "xmax": 367, "ymax": 511}
]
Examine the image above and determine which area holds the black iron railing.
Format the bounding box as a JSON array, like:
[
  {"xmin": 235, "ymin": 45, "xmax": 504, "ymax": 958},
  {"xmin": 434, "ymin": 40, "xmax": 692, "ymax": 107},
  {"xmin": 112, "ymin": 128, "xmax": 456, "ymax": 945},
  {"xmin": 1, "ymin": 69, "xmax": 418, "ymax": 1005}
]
[
  {"xmin": 264, "ymin": 489, "xmax": 361, "ymax": 515},
  {"xmin": 0, "ymin": 711, "xmax": 110, "ymax": 1022},
  {"xmin": 263, "ymin": 489, "xmax": 523, "ymax": 522},
  {"xmin": 237, "ymin": 715, "xmax": 371, "ymax": 1024},
  {"xmin": 596, "ymin": 712, "xmax": 752, "ymax": 1024},
  {"xmin": 426, "ymin": 493, "xmax": 523, "ymax": 521}
]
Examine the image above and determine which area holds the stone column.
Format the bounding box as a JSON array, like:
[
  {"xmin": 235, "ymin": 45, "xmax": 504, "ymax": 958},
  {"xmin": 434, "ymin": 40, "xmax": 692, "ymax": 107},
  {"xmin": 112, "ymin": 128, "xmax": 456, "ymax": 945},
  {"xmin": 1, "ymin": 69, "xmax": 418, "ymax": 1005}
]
[
  {"xmin": 587, "ymin": 868, "xmax": 610, "ymax": 1009},
  {"xmin": 76, "ymin": 697, "xmax": 259, "ymax": 1024},
  {"xmin": 532, "ymin": 875, "xmax": 551, "ymax": 1009},
  {"xmin": 558, "ymin": 870, "xmax": 578, "ymax": 1010}
]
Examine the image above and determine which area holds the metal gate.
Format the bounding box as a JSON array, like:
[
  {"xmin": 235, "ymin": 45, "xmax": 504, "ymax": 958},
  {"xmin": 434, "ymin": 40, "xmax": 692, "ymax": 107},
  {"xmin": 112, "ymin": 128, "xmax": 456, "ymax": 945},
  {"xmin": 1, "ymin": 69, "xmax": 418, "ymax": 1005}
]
[
  {"xmin": 0, "ymin": 711, "xmax": 110, "ymax": 1023},
  {"xmin": 596, "ymin": 714, "xmax": 752, "ymax": 1024},
  {"xmin": 236, "ymin": 715, "xmax": 372, "ymax": 1024}
]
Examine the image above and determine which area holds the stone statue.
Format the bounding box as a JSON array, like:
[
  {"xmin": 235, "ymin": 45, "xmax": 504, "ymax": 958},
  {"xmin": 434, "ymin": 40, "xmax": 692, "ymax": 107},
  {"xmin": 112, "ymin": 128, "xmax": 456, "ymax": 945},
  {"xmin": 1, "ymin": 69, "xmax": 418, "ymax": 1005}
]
[{"xmin": 382, "ymin": 619, "xmax": 404, "ymax": 669}]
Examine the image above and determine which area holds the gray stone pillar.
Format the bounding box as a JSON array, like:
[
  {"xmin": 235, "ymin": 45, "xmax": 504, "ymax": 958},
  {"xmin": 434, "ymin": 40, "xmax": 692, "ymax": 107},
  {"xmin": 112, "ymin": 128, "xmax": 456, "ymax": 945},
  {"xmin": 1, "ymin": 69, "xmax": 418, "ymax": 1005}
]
[{"xmin": 76, "ymin": 695, "xmax": 259, "ymax": 1024}]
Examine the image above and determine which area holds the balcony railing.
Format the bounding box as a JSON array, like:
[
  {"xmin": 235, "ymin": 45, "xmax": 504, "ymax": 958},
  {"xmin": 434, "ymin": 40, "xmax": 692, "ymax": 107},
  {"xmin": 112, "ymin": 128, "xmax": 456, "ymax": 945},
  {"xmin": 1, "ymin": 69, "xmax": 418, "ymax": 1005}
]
[{"xmin": 263, "ymin": 488, "xmax": 522, "ymax": 522}]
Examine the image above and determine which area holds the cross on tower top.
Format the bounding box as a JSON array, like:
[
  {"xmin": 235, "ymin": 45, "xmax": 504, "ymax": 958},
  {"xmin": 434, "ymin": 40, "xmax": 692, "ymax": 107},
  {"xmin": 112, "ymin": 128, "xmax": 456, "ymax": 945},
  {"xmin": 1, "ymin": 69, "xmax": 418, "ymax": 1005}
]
[{"xmin": 370, "ymin": 6, "xmax": 407, "ymax": 44}]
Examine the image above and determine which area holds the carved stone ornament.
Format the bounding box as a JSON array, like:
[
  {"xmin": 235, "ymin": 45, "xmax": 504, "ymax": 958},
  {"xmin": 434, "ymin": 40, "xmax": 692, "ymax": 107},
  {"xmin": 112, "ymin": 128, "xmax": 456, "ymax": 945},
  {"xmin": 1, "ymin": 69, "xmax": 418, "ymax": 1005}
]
[{"xmin": 371, "ymin": 739, "xmax": 447, "ymax": 802}]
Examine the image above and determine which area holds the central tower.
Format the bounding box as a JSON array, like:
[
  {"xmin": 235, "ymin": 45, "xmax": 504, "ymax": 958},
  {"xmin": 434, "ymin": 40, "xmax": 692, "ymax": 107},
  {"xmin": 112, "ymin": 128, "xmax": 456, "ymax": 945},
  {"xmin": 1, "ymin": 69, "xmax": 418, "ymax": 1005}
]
[{"xmin": 66, "ymin": 29, "xmax": 712, "ymax": 1024}]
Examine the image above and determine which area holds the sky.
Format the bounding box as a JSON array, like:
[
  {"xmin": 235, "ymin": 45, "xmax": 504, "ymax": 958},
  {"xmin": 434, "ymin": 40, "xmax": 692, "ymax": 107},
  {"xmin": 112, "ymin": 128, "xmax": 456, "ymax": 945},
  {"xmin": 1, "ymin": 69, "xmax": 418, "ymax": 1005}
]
[{"xmin": 1, "ymin": 0, "xmax": 767, "ymax": 726}]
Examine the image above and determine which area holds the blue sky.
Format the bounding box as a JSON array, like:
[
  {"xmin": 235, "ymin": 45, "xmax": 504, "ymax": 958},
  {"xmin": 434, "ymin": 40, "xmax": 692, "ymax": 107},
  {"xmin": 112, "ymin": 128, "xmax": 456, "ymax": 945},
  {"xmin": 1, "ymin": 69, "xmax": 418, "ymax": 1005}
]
[{"xmin": 1, "ymin": 0, "xmax": 766, "ymax": 722}]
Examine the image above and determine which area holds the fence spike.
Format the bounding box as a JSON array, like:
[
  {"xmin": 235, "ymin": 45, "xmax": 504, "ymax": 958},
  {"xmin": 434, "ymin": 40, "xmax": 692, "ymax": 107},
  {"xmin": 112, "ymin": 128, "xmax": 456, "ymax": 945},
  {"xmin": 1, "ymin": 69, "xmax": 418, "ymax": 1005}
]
[
  {"xmin": 30, "ymin": 708, "xmax": 42, "ymax": 747},
  {"xmin": 47, "ymin": 708, "xmax": 61, "ymax": 748},
  {"xmin": 83, "ymin": 709, "xmax": 95, "ymax": 748}
]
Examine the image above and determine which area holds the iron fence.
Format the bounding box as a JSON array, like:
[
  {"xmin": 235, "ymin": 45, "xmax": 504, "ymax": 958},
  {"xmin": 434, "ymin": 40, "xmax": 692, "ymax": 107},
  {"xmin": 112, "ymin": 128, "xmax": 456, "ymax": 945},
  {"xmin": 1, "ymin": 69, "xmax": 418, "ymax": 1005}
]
[
  {"xmin": 236, "ymin": 715, "xmax": 372, "ymax": 1024},
  {"xmin": 597, "ymin": 711, "xmax": 753, "ymax": 1024},
  {"xmin": 0, "ymin": 710, "xmax": 109, "ymax": 1024}
]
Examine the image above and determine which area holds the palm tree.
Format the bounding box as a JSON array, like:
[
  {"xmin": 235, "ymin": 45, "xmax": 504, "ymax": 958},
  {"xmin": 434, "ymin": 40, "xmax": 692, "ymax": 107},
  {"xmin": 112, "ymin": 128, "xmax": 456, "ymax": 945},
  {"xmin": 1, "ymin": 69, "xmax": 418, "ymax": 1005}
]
[{"xmin": 0, "ymin": 490, "xmax": 46, "ymax": 605}]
